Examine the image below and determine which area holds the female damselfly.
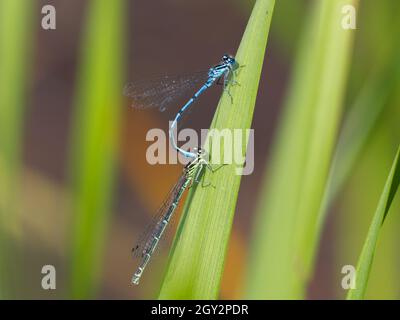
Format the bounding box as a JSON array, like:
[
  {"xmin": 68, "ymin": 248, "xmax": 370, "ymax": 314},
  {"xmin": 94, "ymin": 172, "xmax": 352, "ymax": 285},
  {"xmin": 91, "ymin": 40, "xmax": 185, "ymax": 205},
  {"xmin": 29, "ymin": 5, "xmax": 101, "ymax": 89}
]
[{"xmin": 131, "ymin": 148, "xmax": 213, "ymax": 285}]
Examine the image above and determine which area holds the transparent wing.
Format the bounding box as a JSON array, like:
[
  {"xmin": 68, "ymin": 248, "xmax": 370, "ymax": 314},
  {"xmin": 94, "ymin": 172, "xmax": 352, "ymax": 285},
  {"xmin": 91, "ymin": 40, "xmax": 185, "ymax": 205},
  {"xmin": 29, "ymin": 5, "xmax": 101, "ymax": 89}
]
[
  {"xmin": 123, "ymin": 71, "xmax": 210, "ymax": 111},
  {"xmin": 131, "ymin": 172, "xmax": 187, "ymax": 259}
]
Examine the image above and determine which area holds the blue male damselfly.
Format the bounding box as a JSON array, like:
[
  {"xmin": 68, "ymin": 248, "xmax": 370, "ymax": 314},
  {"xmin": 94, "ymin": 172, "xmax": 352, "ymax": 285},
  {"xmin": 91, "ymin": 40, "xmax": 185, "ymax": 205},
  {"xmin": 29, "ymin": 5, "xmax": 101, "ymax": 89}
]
[{"xmin": 124, "ymin": 55, "xmax": 240, "ymax": 159}]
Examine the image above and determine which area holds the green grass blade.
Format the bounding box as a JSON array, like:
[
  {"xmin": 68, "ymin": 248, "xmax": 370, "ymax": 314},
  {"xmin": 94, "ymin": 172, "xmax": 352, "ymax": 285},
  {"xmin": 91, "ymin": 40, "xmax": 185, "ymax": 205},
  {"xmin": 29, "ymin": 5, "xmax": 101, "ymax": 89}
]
[
  {"xmin": 326, "ymin": 51, "xmax": 400, "ymax": 205},
  {"xmin": 0, "ymin": 0, "xmax": 34, "ymax": 298},
  {"xmin": 316, "ymin": 64, "xmax": 400, "ymax": 300},
  {"xmin": 347, "ymin": 145, "xmax": 400, "ymax": 300},
  {"xmin": 315, "ymin": 61, "xmax": 400, "ymax": 254},
  {"xmin": 68, "ymin": 0, "xmax": 125, "ymax": 299},
  {"xmin": 158, "ymin": 0, "xmax": 276, "ymax": 299},
  {"xmin": 335, "ymin": 130, "xmax": 400, "ymax": 299},
  {"xmin": 246, "ymin": 0, "xmax": 357, "ymax": 299},
  {"xmin": 319, "ymin": 2, "xmax": 400, "ymax": 299}
]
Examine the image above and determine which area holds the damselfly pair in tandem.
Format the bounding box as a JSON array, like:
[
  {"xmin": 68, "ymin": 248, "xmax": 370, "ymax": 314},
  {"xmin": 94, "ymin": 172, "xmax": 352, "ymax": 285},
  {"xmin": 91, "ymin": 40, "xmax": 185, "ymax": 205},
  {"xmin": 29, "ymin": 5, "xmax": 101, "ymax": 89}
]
[{"xmin": 124, "ymin": 54, "xmax": 240, "ymax": 285}]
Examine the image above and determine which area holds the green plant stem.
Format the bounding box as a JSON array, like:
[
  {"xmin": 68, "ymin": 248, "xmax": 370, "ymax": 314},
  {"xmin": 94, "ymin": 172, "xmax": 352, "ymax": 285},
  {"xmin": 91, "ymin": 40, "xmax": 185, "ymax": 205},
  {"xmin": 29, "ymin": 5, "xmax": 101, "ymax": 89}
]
[
  {"xmin": 347, "ymin": 145, "xmax": 400, "ymax": 299},
  {"xmin": 68, "ymin": 0, "xmax": 125, "ymax": 299},
  {"xmin": 246, "ymin": 0, "xmax": 357, "ymax": 299},
  {"xmin": 0, "ymin": 0, "xmax": 34, "ymax": 298},
  {"xmin": 159, "ymin": 0, "xmax": 276, "ymax": 299}
]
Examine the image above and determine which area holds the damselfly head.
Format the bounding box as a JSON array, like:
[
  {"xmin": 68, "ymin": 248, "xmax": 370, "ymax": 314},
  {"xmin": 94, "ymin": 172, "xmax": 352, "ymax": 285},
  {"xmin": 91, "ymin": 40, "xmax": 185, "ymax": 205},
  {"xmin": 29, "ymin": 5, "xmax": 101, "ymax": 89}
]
[
  {"xmin": 193, "ymin": 146, "xmax": 204, "ymax": 155},
  {"xmin": 222, "ymin": 54, "xmax": 239, "ymax": 70},
  {"xmin": 193, "ymin": 147, "xmax": 209, "ymax": 161}
]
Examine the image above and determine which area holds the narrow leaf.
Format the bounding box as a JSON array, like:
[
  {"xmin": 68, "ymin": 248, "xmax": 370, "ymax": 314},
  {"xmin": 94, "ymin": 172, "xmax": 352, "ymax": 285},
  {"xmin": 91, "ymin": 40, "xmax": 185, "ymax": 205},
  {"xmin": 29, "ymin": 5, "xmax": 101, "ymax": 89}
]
[
  {"xmin": 347, "ymin": 145, "xmax": 400, "ymax": 299},
  {"xmin": 159, "ymin": 0, "xmax": 276, "ymax": 299},
  {"xmin": 68, "ymin": 0, "xmax": 125, "ymax": 298},
  {"xmin": 246, "ymin": 0, "xmax": 358, "ymax": 299},
  {"xmin": 0, "ymin": 0, "xmax": 34, "ymax": 298}
]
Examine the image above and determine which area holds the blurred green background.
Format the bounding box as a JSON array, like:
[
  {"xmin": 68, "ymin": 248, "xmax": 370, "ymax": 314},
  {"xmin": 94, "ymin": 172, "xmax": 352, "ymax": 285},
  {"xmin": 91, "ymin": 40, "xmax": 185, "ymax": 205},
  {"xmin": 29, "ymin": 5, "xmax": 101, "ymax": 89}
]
[{"xmin": 0, "ymin": 0, "xmax": 399, "ymax": 299}]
